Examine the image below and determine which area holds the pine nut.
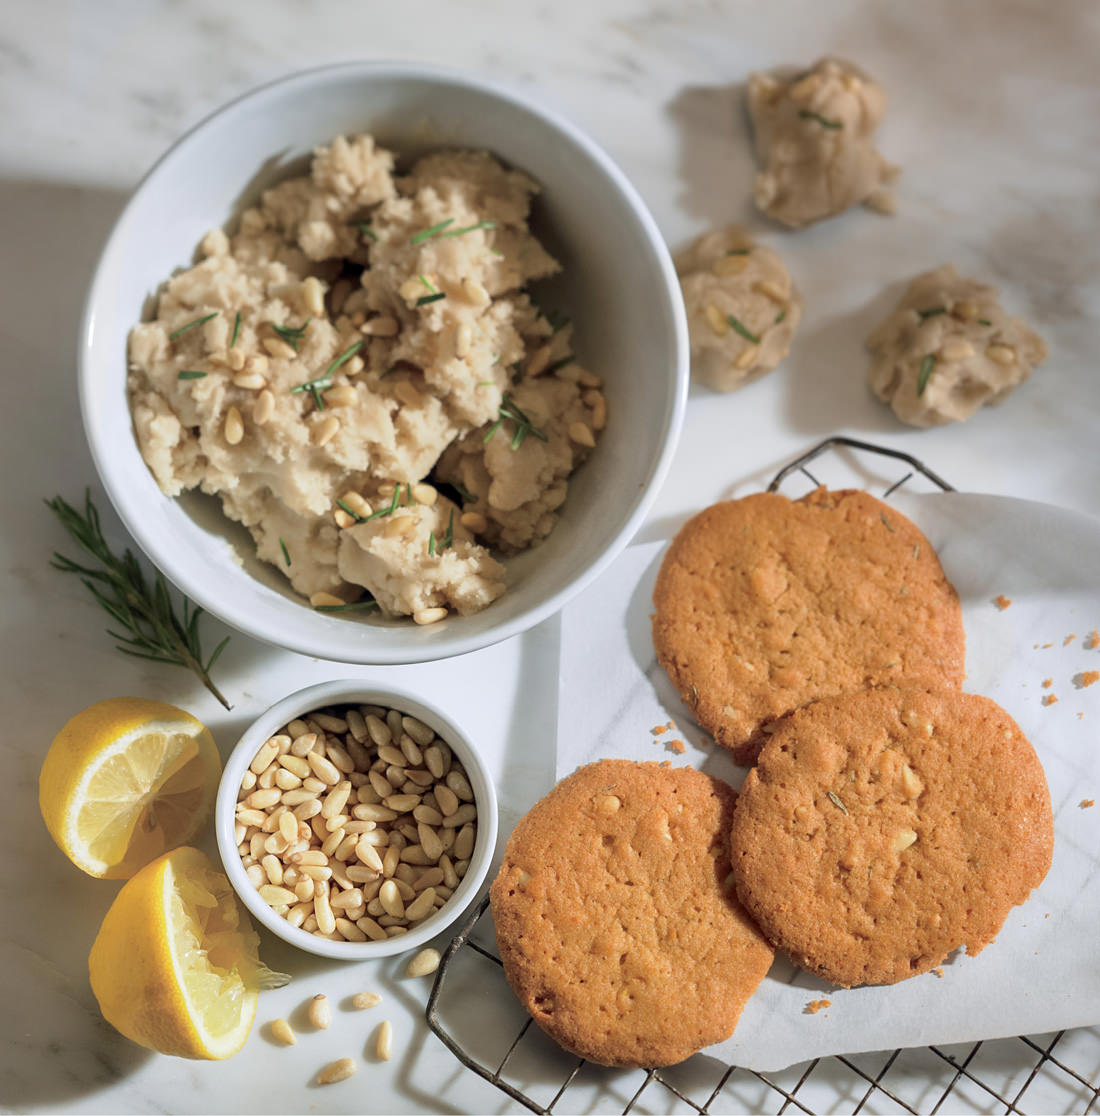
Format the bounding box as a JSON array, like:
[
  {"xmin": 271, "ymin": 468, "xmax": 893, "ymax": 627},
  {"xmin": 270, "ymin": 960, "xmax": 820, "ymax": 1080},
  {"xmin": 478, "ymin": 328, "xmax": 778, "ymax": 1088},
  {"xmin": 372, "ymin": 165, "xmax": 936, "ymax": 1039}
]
[
  {"xmin": 705, "ymin": 304, "xmax": 729, "ymax": 336},
  {"xmin": 249, "ymin": 740, "xmax": 279, "ymax": 775},
  {"xmin": 404, "ymin": 887, "xmax": 437, "ymax": 923},
  {"xmin": 440, "ymin": 854, "xmax": 459, "ymax": 890},
  {"xmin": 462, "ymin": 276, "xmax": 491, "ymax": 307},
  {"xmin": 406, "ymin": 948, "xmax": 442, "ymax": 978},
  {"xmin": 446, "ymin": 770, "xmax": 474, "ymax": 802},
  {"xmin": 953, "ymin": 299, "xmax": 979, "ymax": 320},
  {"xmin": 324, "ymin": 384, "xmax": 358, "ymax": 408},
  {"xmin": 236, "ymin": 806, "xmax": 266, "ymax": 827},
  {"xmin": 356, "ymin": 802, "xmax": 398, "ymax": 823},
  {"xmin": 379, "ymin": 880, "xmax": 405, "ymax": 918},
  {"xmin": 317, "ymin": 1057, "xmax": 356, "ymax": 1085},
  {"xmin": 302, "ymin": 276, "xmax": 326, "ymax": 317},
  {"xmin": 357, "ymin": 917, "xmax": 388, "ymax": 941},
  {"xmin": 271, "ymin": 1017, "xmax": 296, "ymax": 1045},
  {"xmin": 941, "ymin": 338, "xmax": 975, "ymax": 361},
  {"xmin": 455, "ymin": 321, "xmax": 472, "ymax": 358},
  {"xmin": 274, "ymin": 768, "xmax": 301, "ymax": 791},
  {"xmin": 233, "ymin": 371, "xmax": 266, "ymax": 390},
  {"xmin": 584, "ymin": 390, "xmax": 607, "ymax": 431},
  {"xmin": 986, "ymin": 344, "xmax": 1016, "ymax": 365},
  {"xmin": 341, "ymin": 492, "xmax": 373, "ymax": 521},
  {"xmin": 314, "ymin": 415, "xmax": 340, "ymax": 446},
  {"xmin": 528, "ymin": 344, "xmax": 553, "ymax": 377},
  {"xmin": 307, "ymin": 751, "xmax": 341, "ymax": 786},
  {"xmin": 569, "ymin": 421, "xmax": 595, "ymax": 448},
  {"xmin": 411, "ymin": 483, "xmax": 438, "ymax": 506},
  {"xmin": 435, "ymin": 784, "xmax": 459, "ymax": 817},
  {"xmin": 712, "ymin": 253, "xmax": 750, "ymax": 276},
  {"xmin": 376, "ymin": 1020, "xmax": 393, "ymax": 1061},
  {"xmin": 309, "ymin": 591, "xmax": 344, "ymax": 609},
  {"xmin": 413, "ymin": 804, "xmax": 443, "ymax": 826},
  {"xmin": 384, "ymin": 793, "xmax": 421, "ymax": 813},
  {"xmin": 353, "ymin": 992, "xmax": 382, "ymax": 1010},
  {"xmin": 336, "ymin": 917, "xmax": 368, "ymax": 941},
  {"xmin": 246, "ymin": 864, "xmax": 266, "ymax": 889},
  {"xmin": 263, "ymin": 336, "xmax": 297, "ymax": 361},
  {"xmin": 460, "ymin": 511, "xmax": 488, "ymax": 534},
  {"xmin": 455, "ymin": 823, "xmax": 476, "ymax": 860},
  {"xmin": 386, "ymin": 926, "xmax": 408, "ymax": 938},
  {"xmin": 322, "ymin": 782, "xmax": 353, "ymax": 819},
  {"xmin": 314, "ymin": 884, "xmax": 336, "ymax": 935},
  {"xmin": 394, "ymin": 380, "xmax": 422, "ymax": 407},
  {"xmin": 278, "ymin": 811, "xmax": 299, "ymax": 843},
  {"xmin": 362, "ymin": 315, "xmax": 399, "ymax": 337},
  {"xmin": 247, "ymin": 353, "xmax": 269, "ymax": 374},
  {"xmin": 291, "ymin": 731, "xmax": 319, "ymax": 756},
  {"xmin": 384, "ymin": 515, "xmax": 417, "ymax": 539},
  {"xmin": 414, "ymin": 607, "xmax": 448, "ymax": 625},
  {"xmin": 259, "ymin": 884, "xmax": 297, "ymax": 907},
  {"xmin": 419, "ymin": 824, "xmax": 444, "ymax": 862},
  {"xmin": 382, "ymin": 845, "xmax": 401, "ymax": 877},
  {"xmin": 247, "ymin": 788, "xmax": 281, "ymax": 810},
  {"xmin": 735, "ymin": 346, "xmax": 758, "ymax": 369},
  {"xmin": 224, "ymin": 406, "xmax": 244, "ymax": 445},
  {"xmin": 753, "ymin": 279, "xmax": 787, "ymax": 303}
]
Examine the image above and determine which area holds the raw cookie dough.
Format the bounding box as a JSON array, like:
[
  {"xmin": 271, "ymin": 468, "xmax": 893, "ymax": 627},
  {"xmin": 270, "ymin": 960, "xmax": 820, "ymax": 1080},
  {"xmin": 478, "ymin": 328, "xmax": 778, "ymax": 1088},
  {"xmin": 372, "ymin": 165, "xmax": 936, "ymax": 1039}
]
[
  {"xmin": 677, "ymin": 226, "xmax": 802, "ymax": 392},
  {"xmin": 127, "ymin": 134, "xmax": 605, "ymax": 620},
  {"xmin": 866, "ymin": 264, "xmax": 1048, "ymax": 427},
  {"xmin": 747, "ymin": 57, "xmax": 898, "ymax": 228}
]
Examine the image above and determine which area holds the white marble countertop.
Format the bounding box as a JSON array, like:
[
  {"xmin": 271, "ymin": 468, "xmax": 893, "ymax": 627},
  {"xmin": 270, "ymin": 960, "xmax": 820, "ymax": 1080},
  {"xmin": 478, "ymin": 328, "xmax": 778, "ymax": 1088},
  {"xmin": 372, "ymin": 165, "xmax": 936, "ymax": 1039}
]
[{"xmin": 2, "ymin": 1, "xmax": 1098, "ymax": 1113}]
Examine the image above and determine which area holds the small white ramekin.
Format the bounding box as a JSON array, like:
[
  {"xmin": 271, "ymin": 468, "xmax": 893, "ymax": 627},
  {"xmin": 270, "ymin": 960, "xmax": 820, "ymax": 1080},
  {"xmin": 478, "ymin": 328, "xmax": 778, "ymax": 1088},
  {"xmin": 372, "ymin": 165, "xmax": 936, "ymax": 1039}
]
[{"xmin": 215, "ymin": 679, "xmax": 498, "ymax": 960}]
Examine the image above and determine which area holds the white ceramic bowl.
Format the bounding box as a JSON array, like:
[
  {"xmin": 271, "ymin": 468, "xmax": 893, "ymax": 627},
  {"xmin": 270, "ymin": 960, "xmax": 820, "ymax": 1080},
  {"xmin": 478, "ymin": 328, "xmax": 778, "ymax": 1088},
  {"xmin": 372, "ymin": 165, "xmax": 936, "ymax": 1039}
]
[
  {"xmin": 81, "ymin": 62, "xmax": 687, "ymax": 664},
  {"xmin": 215, "ymin": 679, "xmax": 498, "ymax": 960}
]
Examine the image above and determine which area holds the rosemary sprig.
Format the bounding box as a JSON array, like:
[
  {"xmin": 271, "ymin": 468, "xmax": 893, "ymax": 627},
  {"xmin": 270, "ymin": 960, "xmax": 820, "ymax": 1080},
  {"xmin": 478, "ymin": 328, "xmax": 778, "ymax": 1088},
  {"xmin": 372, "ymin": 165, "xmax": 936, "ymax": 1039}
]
[
  {"xmin": 488, "ymin": 393, "xmax": 549, "ymax": 450},
  {"xmin": 314, "ymin": 599, "xmax": 379, "ymax": 614},
  {"xmin": 443, "ymin": 480, "xmax": 477, "ymax": 505},
  {"xmin": 774, "ymin": 309, "xmax": 787, "ymax": 324},
  {"xmin": 364, "ymin": 485, "xmax": 406, "ymax": 521},
  {"xmin": 169, "ymin": 312, "xmax": 219, "ymax": 341},
  {"xmin": 544, "ymin": 356, "xmax": 574, "ymax": 377},
  {"xmin": 290, "ymin": 340, "xmax": 364, "ymax": 409},
  {"xmin": 411, "ymin": 219, "xmax": 455, "ymax": 244},
  {"xmin": 268, "ymin": 318, "xmax": 311, "ymax": 352},
  {"xmin": 880, "ymin": 513, "xmax": 895, "ymax": 532},
  {"xmin": 917, "ymin": 353, "xmax": 936, "ymax": 396},
  {"xmin": 177, "ymin": 370, "xmax": 207, "ymax": 380},
  {"xmin": 279, "ymin": 538, "xmax": 291, "ymax": 566},
  {"xmin": 416, "ymin": 292, "xmax": 447, "ymax": 307},
  {"xmin": 545, "ymin": 309, "xmax": 571, "ymax": 333},
  {"xmin": 45, "ymin": 491, "xmax": 231, "ymax": 709},
  {"xmin": 352, "ymin": 221, "xmax": 378, "ymax": 242},
  {"xmin": 418, "ymin": 274, "xmax": 437, "ymax": 293},
  {"xmin": 977, "ymin": 317, "xmax": 993, "ymax": 326},
  {"xmin": 726, "ymin": 314, "xmax": 760, "ymax": 345},
  {"xmin": 439, "ymin": 220, "xmax": 496, "ymax": 239},
  {"xmin": 726, "ymin": 248, "xmax": 751, "ymax": 256},
  {"xmin": 799, "ymin": 109, "xmax": 843, "ymax": 129},
  {"xmin": 429, "ymin": 509, "xmax": 456, "ymax": 557},
  {"xmin": 918, "ymin": 306, "xmax": 946, "ymax": 320},
  {"xmin": 230, "ymin": 312, "xmax": 242, "ymax": 349}
]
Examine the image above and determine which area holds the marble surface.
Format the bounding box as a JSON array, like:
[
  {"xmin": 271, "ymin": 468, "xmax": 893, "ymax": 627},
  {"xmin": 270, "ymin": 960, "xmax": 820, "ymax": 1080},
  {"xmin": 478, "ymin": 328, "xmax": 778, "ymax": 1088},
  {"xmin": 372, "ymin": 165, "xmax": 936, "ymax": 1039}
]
[{"xmin": 2, "ymin": 1, "xmax": 1099, "ymax": 1113}]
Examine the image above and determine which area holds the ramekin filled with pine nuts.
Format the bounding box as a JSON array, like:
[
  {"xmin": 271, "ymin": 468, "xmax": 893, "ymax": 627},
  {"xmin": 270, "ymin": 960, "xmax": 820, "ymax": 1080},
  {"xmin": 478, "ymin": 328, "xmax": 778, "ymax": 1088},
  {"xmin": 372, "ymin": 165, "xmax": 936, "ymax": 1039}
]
[{"xmin": 214, "ymin": 680, "xmax": 497, "ymax": 959}]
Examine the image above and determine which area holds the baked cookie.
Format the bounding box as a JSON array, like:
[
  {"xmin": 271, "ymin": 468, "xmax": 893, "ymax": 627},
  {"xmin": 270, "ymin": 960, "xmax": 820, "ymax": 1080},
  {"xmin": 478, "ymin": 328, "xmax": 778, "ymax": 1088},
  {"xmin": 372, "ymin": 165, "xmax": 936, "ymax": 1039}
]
[
  {"xmin": 490, "ymin": 760, "xmax": 774, "ymax": 1067},
  {"xmin": 729, "ymin": 688, "xmax": 1054, "ymax": 987},
  {"xmin": 652, "ymin": 487, "xmax": 965, "ymax": 764}
]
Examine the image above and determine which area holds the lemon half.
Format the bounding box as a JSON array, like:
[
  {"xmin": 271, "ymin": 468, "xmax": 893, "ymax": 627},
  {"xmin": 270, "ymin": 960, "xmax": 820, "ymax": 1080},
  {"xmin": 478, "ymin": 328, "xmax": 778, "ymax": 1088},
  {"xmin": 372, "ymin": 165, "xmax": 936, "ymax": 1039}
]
[
  {"xmin": 89, "ymin": 846, "xmax": 260, "ymax": 1059},
  {"xmin": 39, "ymin": 697, "xmax": 221, "ymax": 879}
]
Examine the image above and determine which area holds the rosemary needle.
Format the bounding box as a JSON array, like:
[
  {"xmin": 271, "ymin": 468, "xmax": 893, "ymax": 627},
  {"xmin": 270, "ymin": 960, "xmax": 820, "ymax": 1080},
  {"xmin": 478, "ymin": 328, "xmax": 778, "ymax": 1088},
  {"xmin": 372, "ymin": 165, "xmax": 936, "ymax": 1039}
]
[
  {"xmin": 229, "ymin": 311, "xmax": 242, "ymax": 349},
  {"xmin": 799, "ymin": 109, "xmax": 843, "ymax": 129},
  {"xmin": 169, "ymin": 312, "xmax": 219, "ymax": 341},
  {"xmin": 726, "ymin": 314, "xmax": 760, "ymax": 345},
  {"xmin": 45, "ymin": 491, "xmax": 231, "ymax": 709},
  {"xmin": 917, "ymin": 353, "xmax": 936, "ymax": 396}
]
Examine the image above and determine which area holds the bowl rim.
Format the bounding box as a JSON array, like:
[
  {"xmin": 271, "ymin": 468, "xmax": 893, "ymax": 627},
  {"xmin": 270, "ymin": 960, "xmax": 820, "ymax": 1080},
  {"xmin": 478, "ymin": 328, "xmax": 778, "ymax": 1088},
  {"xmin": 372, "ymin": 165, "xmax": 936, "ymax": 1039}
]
[
  {"xmin": 214, "ymin": 678, "xmax": 499, "ymax": 960},
  {"xmin": 80, "ymin": 60, "xmax": 689, "ymax": 664}
]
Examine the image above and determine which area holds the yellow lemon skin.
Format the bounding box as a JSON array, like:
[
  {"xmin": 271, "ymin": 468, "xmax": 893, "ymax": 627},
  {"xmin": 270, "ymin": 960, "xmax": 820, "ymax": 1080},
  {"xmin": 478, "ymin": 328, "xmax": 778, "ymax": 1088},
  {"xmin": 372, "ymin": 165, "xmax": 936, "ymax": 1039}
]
[
  {"xmin": 39, "ymin": 697, "xmax": 221, "ymax": 879},
  {"xmin": 88, "ymin": 846, "xmax": 259, "ymax": 1060}
]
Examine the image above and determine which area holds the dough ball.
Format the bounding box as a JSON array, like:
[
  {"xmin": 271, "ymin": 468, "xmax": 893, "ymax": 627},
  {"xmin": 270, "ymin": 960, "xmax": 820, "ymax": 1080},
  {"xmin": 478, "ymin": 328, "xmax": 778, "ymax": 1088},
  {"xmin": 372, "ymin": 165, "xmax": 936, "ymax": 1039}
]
[
  {"xmin": 677, "ymin": 226, "xmax": 802, "ymax": 392},
  {"xmin": 747, "ymin": 57, "xmax": 898, "ymax": 228},
  {"xmin": 866, "ymin": 264, "xmax": 1048, "ymax": 428}
]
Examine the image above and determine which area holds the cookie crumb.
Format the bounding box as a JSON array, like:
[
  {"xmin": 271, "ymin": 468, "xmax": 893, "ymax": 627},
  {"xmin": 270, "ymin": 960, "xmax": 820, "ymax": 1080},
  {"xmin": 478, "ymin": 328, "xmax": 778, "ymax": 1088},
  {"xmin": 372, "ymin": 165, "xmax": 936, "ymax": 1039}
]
[
  {"xmin": 1042, "ymin": 694, "xmax": 1058, "ymax": 706},
  {"xmin": 667, "ymin": 739, "xmax": 686, "ymax": 754},
  {"xmin": 1042, "ymin": 643, "xmax": 1054, "ymax": 649},
  {"xmin": 1042, "ymin": 678, "xmax": 1053, "ymax": 689},
  {"xmin": 1085, "ymin": 630, "xmax": 1099, "ymax": 650},
  {"xmin": 651, "ymin": 724, "xmax": 668, "ymax": 735},
  {"xmin": 933, "ymin": 967, "xmax": 944, "ymax": 979},
  {"xmin": 1074, "ymin": 671, "xmax": 1100, "ymax": 689},
  {"xmin": 1064, "ymin": 633, "xmax": 1077, "ymax": 646},
  {"xmin": 1081, "ymin": 799, "xmax": 1095, "ymax": 809},
  {"xmin": 993, "ymin": 594, "xmax": 1012, "ymax": 610},
  {"xmin": 804, "ymin": 999, "xmax": 832, "ymax": 1015},
  {"xmin": 660, "ymin": 760, "xmax": 672, "ymax": 767},
  {"xmin": 1078, "ymin": 712, "xmax": 1085, "ymax": 720}
]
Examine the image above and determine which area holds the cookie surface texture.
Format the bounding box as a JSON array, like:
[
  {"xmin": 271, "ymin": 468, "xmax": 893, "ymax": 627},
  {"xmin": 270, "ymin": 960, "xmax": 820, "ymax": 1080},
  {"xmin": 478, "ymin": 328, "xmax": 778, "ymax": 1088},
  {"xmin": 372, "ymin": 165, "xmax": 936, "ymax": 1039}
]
[
  {"xmin": 652, "ymin": 487, "xmax": 965, "ymax": 763},
  {"xmin": 729, "ymin": 688, "xmax": 1054, "ymax": 987},
  {"xmin": 490, "ymin": 759, "xmax": 774, "ymax": 1067}
]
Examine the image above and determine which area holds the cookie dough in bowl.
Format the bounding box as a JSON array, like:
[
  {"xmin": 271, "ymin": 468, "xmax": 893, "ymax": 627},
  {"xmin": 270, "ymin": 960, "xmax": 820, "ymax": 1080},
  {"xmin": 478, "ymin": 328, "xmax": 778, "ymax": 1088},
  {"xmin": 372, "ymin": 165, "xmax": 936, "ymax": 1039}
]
[
  {"xmin": 677, "ymin": 225, "xmax": 801, "ymax": 392},
  {"xmin": 81, "ymin": 63, "xmax": 689, "ymax": 665},
  {"xmin": 866, "ymin": 264, "xmax": 1048, "ymax": 427},
  {"xmin": 747, "ymin": 57, "xmax": 898, "ymax": 228},
  {"xmin": 128, "ymin": 135, "xmax": 602, "ymax": 623}
]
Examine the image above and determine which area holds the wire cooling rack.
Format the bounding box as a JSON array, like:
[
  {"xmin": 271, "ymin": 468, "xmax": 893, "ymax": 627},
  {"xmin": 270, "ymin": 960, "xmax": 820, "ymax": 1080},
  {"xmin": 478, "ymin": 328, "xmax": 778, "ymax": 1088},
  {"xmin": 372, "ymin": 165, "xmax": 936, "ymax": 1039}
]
[{"xmin": 425, "ymin": 437, "xmax": 1100, "ymax": 1116}]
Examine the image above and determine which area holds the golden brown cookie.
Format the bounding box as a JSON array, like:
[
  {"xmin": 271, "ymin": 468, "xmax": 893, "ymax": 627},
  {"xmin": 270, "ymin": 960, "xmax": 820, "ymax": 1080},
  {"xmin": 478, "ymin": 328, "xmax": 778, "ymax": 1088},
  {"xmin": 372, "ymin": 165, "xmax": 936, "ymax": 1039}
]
[
  {"xmin": 729, "ymin": 688, "xmax": 1054, "ymax": 987},
  {"xmin": 490, "ymin": 760, "xmax": 774, "ymax": 1067},
  {"xmin": 652, "ymin": 487, "xmax": 965, "ymax": 764}
]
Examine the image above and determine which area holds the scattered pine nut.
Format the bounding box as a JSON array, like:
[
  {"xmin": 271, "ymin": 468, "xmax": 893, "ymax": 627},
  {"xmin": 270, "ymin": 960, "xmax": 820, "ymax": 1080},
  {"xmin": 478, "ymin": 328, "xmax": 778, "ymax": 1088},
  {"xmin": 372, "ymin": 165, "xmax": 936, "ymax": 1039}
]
[
  {"xmin": 352, "ymin": 992, "xmax": 382, "ymax": 1010},
  {"xmin": 271, "ymin": 1017, "xmax": 296, "ymax": 1045},
  {"xmin": 406, "ymin": 947, "xmax": 442, "ymax": 978},
  {"xmin": 317, "ymin": 1057, "xmax": 357, "ymax": 1085},
  {"xmin": 308, "ymin": 993, "xmax": 332, "ymax": 1030},
  {"xmin": 413, "ymin": 607, "xmax": 448, "ymax": 626},
  {"xmin": 569, "ymin": 421, "xmax": 595, "ymax": 448},
  {"xmin": 376, "ymin": 1020, "xmax": 393, "ymax": 1061}
]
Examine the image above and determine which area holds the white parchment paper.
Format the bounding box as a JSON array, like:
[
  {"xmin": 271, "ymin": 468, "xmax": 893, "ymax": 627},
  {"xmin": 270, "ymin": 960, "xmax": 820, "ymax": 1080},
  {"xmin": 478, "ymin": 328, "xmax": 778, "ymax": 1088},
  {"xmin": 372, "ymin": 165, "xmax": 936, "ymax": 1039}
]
[{"xmin": 557, "ymin": 492, "xmax": 1100, "ymax": 1072}]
